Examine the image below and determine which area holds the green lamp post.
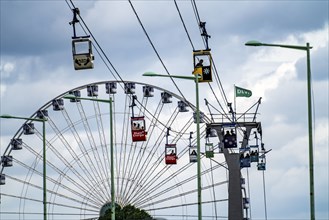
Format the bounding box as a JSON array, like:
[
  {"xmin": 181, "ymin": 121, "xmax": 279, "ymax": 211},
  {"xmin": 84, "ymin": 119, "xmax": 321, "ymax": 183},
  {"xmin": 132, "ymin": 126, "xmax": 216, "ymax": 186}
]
[
  {"xmin": 143, "ymin": 72, "xmax": 203, "ymax": 220},
  {"xmin": 0, "ymin": 114, "xmax": 48, "ymax": 220},
  {"xmin": 63, "ymin": 95, "xmax": 115, "ymax": 220},
  {"xmin": 245, "ymin": 40, "xmax": 315, "ymax": 220}
]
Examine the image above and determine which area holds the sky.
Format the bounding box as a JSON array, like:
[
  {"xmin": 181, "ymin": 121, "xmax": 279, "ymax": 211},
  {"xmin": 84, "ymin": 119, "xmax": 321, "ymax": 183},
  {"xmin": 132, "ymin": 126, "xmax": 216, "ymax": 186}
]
[{"xmin": 1, "ymin": 0, "xmax": 328, "ymax": 220}]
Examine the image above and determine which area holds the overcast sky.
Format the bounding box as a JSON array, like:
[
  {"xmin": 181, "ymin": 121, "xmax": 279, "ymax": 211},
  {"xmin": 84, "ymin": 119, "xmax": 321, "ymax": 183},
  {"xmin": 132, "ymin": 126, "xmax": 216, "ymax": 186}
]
[{"xmin": 1, "ymin": 0, "xmax": 328, "ymax": 219}]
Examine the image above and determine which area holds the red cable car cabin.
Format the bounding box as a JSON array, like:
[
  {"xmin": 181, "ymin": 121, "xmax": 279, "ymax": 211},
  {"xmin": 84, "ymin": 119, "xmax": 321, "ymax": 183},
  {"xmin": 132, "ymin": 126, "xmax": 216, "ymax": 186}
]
[
  {"xmin": 131, "ymin": 116, "xmax": 147, "ymax": 142},
  {"xmin": 165, "ymin": 144, "xmax": 177, "ymax": 165}
]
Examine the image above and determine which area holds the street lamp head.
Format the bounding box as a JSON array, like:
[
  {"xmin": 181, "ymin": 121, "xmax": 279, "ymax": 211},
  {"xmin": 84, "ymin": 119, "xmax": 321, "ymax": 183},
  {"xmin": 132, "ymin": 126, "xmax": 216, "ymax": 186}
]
[
  {"xmin": 0, "ymin": 114, "xmax": 13, "ymax": 119},
  {"xmin": 245, "ymin": 40, "xmax": 263, "ymax": 46},
  {"xmin": 143, "ymin": 72, "xmax": 158, "ymax": 77},
  {"xmin": 63, "ymin": 95, "xmax": 77, "ymax": 100}
]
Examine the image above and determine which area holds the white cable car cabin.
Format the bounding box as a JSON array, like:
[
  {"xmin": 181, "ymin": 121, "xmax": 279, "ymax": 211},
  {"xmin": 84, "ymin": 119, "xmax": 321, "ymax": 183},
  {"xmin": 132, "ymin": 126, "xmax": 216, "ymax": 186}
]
[
  {"xmin": 257, "ymin": 154, "xmax": 266, "ymax": 171},
  {"xmin": 72, "ymin": 37, "xmax": 94, "ymax": 70},
  {"xmin": 165, "ymin": 144, "xmax": 177, "ymax": 165},
  {"xmin": 189, "ymin": 146, "xmax": 197, "ymax": 163},
  {"xmin": 131, "ymin": 116, "xmax": 147, "ymax": 142},
  {"xmin": 192, "ymin": 50, "xmax": 212, "ymax": 82}
]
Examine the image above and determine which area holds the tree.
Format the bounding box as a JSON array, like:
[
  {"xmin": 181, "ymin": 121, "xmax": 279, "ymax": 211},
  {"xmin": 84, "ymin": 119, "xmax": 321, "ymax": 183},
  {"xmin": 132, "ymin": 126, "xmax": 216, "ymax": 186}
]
[{"xmin": 99, "ymin": 204, "xmax": 153, "ymax": 220}]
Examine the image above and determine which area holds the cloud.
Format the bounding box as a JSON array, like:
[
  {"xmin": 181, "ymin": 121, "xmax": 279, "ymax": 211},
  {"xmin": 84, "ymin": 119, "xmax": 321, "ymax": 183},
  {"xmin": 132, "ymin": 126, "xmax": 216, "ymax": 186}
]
[{"xmin": 0, "ymin": 1, "xmax": 328, "ymax": 219}]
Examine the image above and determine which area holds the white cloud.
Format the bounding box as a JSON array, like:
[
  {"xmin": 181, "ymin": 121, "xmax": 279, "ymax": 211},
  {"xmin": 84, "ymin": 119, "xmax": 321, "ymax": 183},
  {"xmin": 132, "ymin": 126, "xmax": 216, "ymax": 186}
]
[{"xmin": 0, "ymin": 1, "xmax": 328, "ymax": 219}]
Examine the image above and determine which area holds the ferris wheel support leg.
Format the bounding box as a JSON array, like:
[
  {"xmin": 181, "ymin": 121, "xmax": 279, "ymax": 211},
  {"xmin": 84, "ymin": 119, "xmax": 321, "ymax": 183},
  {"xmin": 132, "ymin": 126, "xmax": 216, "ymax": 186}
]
[{"xmin": 42, "ymin": 120, "xmax": 47, "ymax": 220}]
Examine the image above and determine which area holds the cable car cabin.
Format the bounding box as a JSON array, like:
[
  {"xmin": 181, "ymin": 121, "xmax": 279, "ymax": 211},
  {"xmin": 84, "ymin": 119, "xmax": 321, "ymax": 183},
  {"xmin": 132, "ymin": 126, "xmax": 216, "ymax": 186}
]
[
  {"xmin": 165, "ymin": 144, "xmax": 177, "ymax": 165},
  {"xmin": 250, "ymin": 145, "xmax": 259, "ymax": 162},
  {"xmin": 131, "ymin": 116, "xmax": 147, "ymax": 142},
  {"xmin": 205, "ymin": 143, "xmax": 214, "ymax": 158},
  {"xmin": 192, "ymin": 50, "xmax": 212, "ymax": 83},
  {"xmin": 257, "ymin": 154, "xmax": 266, "ymax": 171},
  {"xmin": 222, "ymin": 128, "xmax": 237, "ymax": 148},
  {"xmin": 189, "ymin": 146, "xmax": 197, "ymax": 163},
  {"xmin": 72, "ymin": 37, "xmax": 94, "ymax": 70},
  {"xmin": 11, "ymin": 138, "xmax": 23, "ymax": 150},
  {"xmin": 106, "ymin": 82, "xmax": 117, "ymax": 94},
  {"xmin": 23, "ymin": 123, "xmax": 35, "ymax": 135},
  {"xmin": 240, "ymin": 147, "xmax": 251, "ymax": 168},
  {"xmin": 0, "ymin": 174, "xmax": 5, "ymax": 185},
  {"xmin": 1, "ymin": 155, "xmax": 13, "ymax": 167}
]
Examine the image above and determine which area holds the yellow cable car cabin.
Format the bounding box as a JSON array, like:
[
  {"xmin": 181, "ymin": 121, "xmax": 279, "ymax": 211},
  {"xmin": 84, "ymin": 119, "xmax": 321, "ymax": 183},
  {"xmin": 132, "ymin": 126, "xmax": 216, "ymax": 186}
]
[
  {"xmin": 192, "ymin": 50, "xmax": 212, "ymax": 82},
  {"xmin": 165, "ymin": 144, "xmax": 177, "ymax": 165},
  {"xmin": 131, "ymin": 116, "xmax": 147, "ymax": 142},
  {"xmin": 72, "ymin": 37, "xmax": 94, "ymax": 70}
]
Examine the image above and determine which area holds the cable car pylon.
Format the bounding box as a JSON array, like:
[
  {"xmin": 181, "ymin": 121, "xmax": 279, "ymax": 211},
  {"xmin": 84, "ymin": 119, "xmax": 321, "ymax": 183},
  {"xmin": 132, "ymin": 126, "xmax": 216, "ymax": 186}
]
[{"xmin": 206, "ymin": 95, "xmax": 269, "ymax": 220}]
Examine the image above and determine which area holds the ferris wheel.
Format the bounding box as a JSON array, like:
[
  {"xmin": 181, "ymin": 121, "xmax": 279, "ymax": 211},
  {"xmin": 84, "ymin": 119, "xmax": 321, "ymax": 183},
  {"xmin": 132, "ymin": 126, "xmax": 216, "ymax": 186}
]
[{"xmin": 0, "ymin": 80, "xmax": 230, "ymax": 220}]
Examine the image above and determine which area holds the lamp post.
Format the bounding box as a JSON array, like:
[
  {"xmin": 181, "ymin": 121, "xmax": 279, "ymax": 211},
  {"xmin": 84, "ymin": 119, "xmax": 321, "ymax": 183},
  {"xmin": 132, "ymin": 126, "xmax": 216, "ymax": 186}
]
[
  {"xmin": 0, "ymin": 114, "xmax": 48, "ymax": 220},
  {"xmin": 63, "ymin": 95, "xmax": 115, "ymax": 220},
  {"xmin": 143, "ymin": 72, "xmax": 203, "ymax": 220},
  {"xmin": 245, "ymin": 40, "xmax": 315, "ymax": 220}
]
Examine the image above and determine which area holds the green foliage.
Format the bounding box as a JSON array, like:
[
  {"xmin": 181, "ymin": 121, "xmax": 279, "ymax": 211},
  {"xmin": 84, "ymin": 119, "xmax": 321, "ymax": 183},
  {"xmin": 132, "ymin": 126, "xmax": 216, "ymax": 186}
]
[{"xmin": 99, "ymin": 204, "xmax": 153, "ymax": 220}]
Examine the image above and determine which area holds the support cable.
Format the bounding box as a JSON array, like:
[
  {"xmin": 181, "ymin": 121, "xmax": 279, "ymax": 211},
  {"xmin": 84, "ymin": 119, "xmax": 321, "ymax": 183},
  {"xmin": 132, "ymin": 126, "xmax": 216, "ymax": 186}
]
[
  {"xmin": 174, "ymin": 0, "xmax": 195, "ymax": 50},
  {"xmin": 190, "ymin": 0, "xmax": 231, "ymax": 112},
  {"xmin": 128, "ymin": 0, "xmax": 188, "ymax": 104},
  {"xmin": 262, "ymin": 170, "xmax": 268, "ymax": 220}
]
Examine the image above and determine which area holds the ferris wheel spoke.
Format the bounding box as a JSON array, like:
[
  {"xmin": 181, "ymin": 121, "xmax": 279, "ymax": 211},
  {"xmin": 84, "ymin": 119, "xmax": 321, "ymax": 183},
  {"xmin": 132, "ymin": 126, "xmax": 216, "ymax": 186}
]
[
  {"xmin": 136, "ymin": 159, "xmax": 225, "ymax": 208},
  {"xmin": 75, "ymin": 102, "xmax": 110, "ymax": 195},
  {"xmin": 126, "ymin": 100, "xmax": 164, "ymax": 184},
  {"xmin": 134, "ymin": 106, "xmax": 179, "ymax": 180},
  {"xmin": 46, "ymin": 116, "xmax": 96, "ymax": 184},
  {"xmin": 44, "ymin": 116, "xmax": 108, "ymax": 203},
  {"xmin": 59, "ymin": 106, "xmax": 110, "ymax": 200},
  {"xmin": 140, "ymin": 179, "xmax": 228, "ymax": 210},
  {"xmin": 120, "ymin": 99, "xmax": 165, "ymax": 204},
  {"xmin": 130, "ymin": 110, "xmax": 194, "ymax": 204},
  {"xmin": 92, "ymin": 100, "xmax": 111, "ymax": 187}
]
